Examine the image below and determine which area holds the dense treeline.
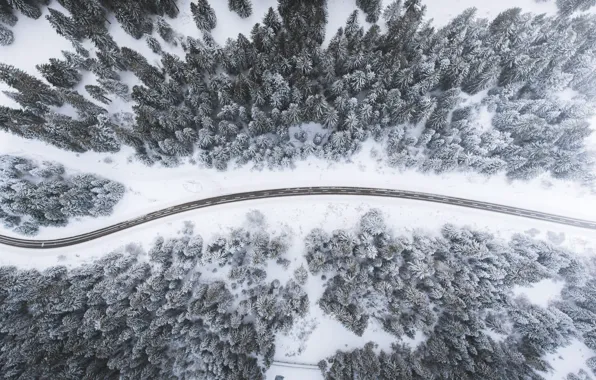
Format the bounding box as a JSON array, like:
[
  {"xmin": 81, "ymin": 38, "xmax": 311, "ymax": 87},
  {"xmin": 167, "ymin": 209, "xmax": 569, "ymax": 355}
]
[
  {"xmin": 0, "ymin": 0, "xmax": 596, "ymax": 183},
  {"xmin": 1, "ymin": 210, "xmax": 596, "ymax": 379},
  {"xmin": 310, "ymin": 210, "xmax": 596, "ymax": 380},
  {"xmin": 0, "ymin": 214, "xmax": 308, "ymax": 379},
  {"xmin": 0, "ymin": 155, "xmax": 124, "ymax": 235}
]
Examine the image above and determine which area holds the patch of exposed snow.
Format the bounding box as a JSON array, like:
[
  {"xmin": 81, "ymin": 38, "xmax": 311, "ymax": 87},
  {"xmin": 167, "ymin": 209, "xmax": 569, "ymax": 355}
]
[
  {"xmin": 2, "ymin": 131, "xmax": 595, "ymax": 240},
  {"xmin": 513, "ymin": 278, "xmax": 565, "ymax": 308},
  {"xmin": 543, "ymin": 340, "xmax": 595, "ymax": 380}
]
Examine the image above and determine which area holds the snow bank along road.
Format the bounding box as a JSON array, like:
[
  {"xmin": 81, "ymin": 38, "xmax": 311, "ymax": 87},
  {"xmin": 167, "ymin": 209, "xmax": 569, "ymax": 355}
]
[{"xmin": 1, "ymin": 187, "xmax": 595, "ymax": 249}]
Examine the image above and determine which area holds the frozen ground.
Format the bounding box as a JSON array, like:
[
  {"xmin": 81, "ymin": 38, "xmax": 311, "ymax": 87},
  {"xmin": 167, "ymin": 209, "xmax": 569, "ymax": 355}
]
[
  {"xmin": 1, "ymin": 196, "xmax": 593, "ymax": 379},
  {"xmin": 1, "ymin": 131, "xmax": 595, "ymax": 239},
  {"xmin": 1, "ymin": 1, "xmax": 595, "ymax": 379}
]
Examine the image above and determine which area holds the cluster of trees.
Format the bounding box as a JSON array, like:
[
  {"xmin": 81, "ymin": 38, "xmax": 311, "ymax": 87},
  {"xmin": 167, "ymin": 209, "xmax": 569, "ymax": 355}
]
[
  {"xmin": 0, "ymin": 0, "xmax": 180, "ymax": 46},
  {"xmin": 309, "ymin": 209, "xmax": 596, "ymax": 380},
  {"xmin": 0, "ymin": 155, "xmax": 125, "ymax": 235},
  {"xmin": 2, "ymin": 207, "xmax": 596, "ymax": 378},
  {"xmin": 1, "ymin": 1, "xmax": 596, "ymax": 181},
  {"xmin": 557, "ymin": 0, "xmax": 596, "ymax": 16},
  {"xmin": 0, "ymin": 214, "xmax": 308, "ymax": 379}
]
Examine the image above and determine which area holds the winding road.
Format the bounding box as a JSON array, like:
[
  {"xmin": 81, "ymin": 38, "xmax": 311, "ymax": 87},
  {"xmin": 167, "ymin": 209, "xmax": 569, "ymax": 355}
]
[{"xmin": 1, "ymin": 186, "xmax": 594, "ymax": 249}]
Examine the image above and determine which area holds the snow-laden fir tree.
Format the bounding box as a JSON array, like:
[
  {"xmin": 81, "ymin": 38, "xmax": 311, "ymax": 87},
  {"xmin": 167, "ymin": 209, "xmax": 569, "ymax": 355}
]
[
  {"xmin": 191, "ymin": 0, "xmax": 217, "ymax": 31},
  {"xmin": 0, "ymin": 155, "xmax": 125, "ymax": 235},
  {"xmin": 557, "ymin": 0, "xmax": 596, "ymax": 15},
  {"xmin": 0, "ymin": 23, "xmax": 13, "ymax": 45},
  {"xmin": 36, "ymin": 58, "xmax": 82, "ymax": 88},
  {"xmin": 229, "ymin": 0, "xmax": 252, "ymax": 18}
]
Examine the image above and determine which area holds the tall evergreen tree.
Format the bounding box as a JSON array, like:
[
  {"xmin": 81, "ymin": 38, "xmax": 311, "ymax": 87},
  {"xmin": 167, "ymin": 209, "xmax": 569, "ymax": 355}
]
[
  {"xmin": 190, "ymin": 0, "xmax": 217, "ymax": 32},
  {"xmin": 0, "ymin": 63, "xmax": 63, "ymax": 107},
  {"xmin": 0, "ymin": 0, "xmax": 18, "ymax": 26},
  {"xmin": 5, "ymin": 0, "xmax": 41, "ymax": 19},
  {"xmin": 278, "ymin": 0, "xmax": 328, "ymax": 51},
  {"xmin": 229, "ymin": 0, "xmax": 252, "ymax": 18},
  {"xmin": 85, "ymin": 84, "xmax": 111, "ymax": 104},
  {"xmin": 46, "ymin": 7, "xmax": 83, "ymax": 41},
  {"xmin": 0, "ymin": 23, "xmax": 13, "ymax": 45},
  {"xmin": 356, "ymin": 0, "xmax": 382, "ymax": 23},
  {"xmin": 36, "ymin": 58, "xmax": 82, "ymax": 88}
]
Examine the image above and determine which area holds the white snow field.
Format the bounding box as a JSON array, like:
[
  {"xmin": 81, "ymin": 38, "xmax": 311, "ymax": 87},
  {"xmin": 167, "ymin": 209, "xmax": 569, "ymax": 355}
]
[
  {"xmin": 2, "ymin": 130, "xmax": 595, "ymax": 239},
  {"xmin": 1, "ymin": 0, "xmax": 596, "ymax": 379}
]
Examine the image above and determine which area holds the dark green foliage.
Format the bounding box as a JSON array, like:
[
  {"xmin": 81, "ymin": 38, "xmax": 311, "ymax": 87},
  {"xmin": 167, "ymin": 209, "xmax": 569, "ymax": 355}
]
[
  {"xmin": 0, "ymin": 23, "xmax": 13, "ymax": 45},
  {"xmin": 85, "ymin": 84, "xmax": 111, "ymax": 104},
  {"xmin": 5, "ymin": 0, "xmax": 42, "ymax": 19},
  {"xmin": 36, "ymin": 58, "xmax": 82, "ymax": 88},
  {"xmin": 46, "ymin": 7, "xmax": 83, "ymax": 41},
  {"xmin": 0, "ymin": 0, "xmax": 18, "ymax": 26},
  {"xmin": 278, "ymin": 0, "xmax": 328, "ymax": 51},
  {"xmin": 356, "ymin": 0, "xmax": 382, "ymax": 23},
  {"xmin": 146, "ymin": 34, "xmax": 162, "ymax": 54},
  {"xmin": 229, "ymin": 0, "xmax": 252, "ymax": 18},
  {"xmin": 0, "ymin": 214, "xmax": 306, "ymax": 379},
  {"xmin": 155, "ymin": 16, "xmax": 176, "ymax": 44},
  {"xmin": 112, "ymin": 2, "xmax": 153, "ymax": 39},
  {"xmin": 121, "ymin": 46, "xmax": 165, "ymax": 86},
  {"xmin": 0, "ymin": 63, "xmax": 63, "ymax": 107},
  {"xmin": 98, "ymin": 77, "xmax": 130, "ymax": 101},
  {"xmin": 0, "ymin": 155, "xmax": 125, "ymax": 235},
  {"xmin": 314, "ymin": 210, "xmax": 596, "ymax": 380},
  {"xmin": 191, "ymin": 0, "xmax": 216, "ymax": 31}
]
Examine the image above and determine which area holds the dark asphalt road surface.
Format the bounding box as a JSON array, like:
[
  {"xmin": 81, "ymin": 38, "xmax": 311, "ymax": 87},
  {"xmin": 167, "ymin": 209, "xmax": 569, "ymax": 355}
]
[{"xmin": 1, "ymin": 187, "xmax": 594, "ymax": 249}]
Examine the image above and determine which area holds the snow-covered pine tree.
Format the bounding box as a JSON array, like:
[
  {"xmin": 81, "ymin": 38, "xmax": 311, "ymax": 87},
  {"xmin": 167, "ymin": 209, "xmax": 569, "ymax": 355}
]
[
  {"xmin": 85, "ymin": 84, "xmax": 111, "ymax": 104},
  {"xmin": 356, "ymin": 0, "xmax": 382, "ymax": 23},
  {"xmin": 190, "ymin": 0, "xmax": 217, "ymax": 32},
  {"xmin": 46, "ymin": 7, "xmax": 83, "ymax": 42},
  {"xmin": 0, "ymin": 1, "xmax": 18, "ymax": 27},
  {"xmin": 557, "ymin": 0, "xmax": 596, "ymax": 15},
  {"xmin": 36, "ymin": 58, "xmax": 82, "ymax": 88},
  {"xmin": 228, "ymin": 0, "xmax": 252, "ymax": 18},
  {"xmin": 0, "ymin": 23, "xmax": 13, "ymax": 45},
  {"xmin": 5, "ymin": 0, "xmax": 41, "ymax": 19}
]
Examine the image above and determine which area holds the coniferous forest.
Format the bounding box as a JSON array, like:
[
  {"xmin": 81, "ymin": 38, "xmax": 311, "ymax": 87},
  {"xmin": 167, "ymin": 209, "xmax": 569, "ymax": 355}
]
[
  {"xmin": 2, "ymin": 0, "xmax": 596, "ymax": 379},
  {"xmin": 1, "ymin": 211, "xmax": 596, "ymax": 379},
  {"xmin": 0, "ymin": 155, "xmax": 125, "ymax": 235},
  {"xmin": 0, "ymin": 0, "xmax": 595, "ymax": 184}
]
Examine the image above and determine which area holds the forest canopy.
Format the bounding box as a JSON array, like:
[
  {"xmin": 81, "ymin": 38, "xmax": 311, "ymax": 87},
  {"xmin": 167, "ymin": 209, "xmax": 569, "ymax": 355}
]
[
  {"xmin": 0, "ymin": 0, "xmax": 595, "ymax": 185},
  {"xmin": 1, "ymin": 211, "xmax": 596, "ymax": 379},
  {"xmin": 0, "ymin": 155, "xmax": 125, "ymax": 235}
]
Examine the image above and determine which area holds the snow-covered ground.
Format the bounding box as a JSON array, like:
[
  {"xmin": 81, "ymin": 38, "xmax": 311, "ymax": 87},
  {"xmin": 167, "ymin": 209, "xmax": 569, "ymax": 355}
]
[
  {"xmin": 266, "ymin": 363, "xmax": 324, "ymax": 380},
  {"xmin": 1, "ymin": 1, "xmax": 595, "ymax": 378},
  {"xmin": 1, "ymin": 131, "xmax": 595, "ymax": 239}
]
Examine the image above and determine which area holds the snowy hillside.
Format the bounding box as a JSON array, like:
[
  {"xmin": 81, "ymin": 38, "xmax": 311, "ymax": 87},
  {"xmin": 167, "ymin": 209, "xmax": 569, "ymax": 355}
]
[{"xmin": 2, "ymin": 0, "xmax": 596, "ymax": 379}]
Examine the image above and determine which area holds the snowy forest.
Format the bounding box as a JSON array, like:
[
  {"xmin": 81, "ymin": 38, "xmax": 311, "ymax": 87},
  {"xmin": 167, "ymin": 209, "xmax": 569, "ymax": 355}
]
[
  {"xmin": 1, "ymin": 210, "xmax": 596, "ymax": 379},
  {"xmin": 1, "ymin": 0, "xmax": 596, "ymax": 184},
  {"xmin": 0, "ymin": 154, "xmax": 125, "ymax": 235}
]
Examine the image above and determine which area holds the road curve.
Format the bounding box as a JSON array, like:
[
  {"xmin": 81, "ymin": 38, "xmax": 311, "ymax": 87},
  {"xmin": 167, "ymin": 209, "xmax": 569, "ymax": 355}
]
[{"xmin": 1, "ymin": 186, "xmax": 594, "ymax": 249}]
